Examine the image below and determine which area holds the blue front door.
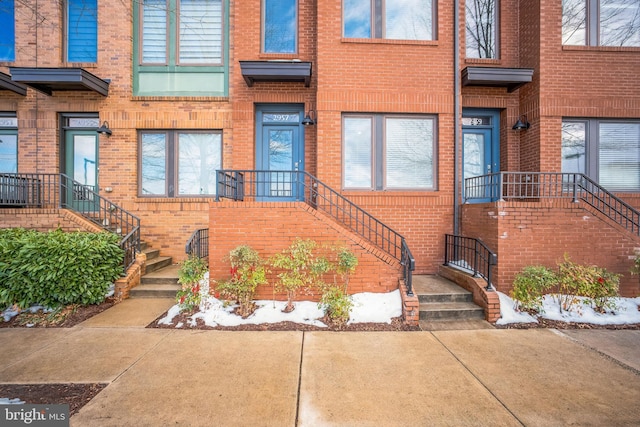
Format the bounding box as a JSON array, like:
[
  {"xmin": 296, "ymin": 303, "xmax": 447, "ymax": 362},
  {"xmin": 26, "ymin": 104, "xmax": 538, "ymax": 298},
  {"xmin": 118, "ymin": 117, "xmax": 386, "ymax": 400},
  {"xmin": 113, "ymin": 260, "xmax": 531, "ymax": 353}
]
[
  {"xmin": 256, "ymin": 105, "xmax": 305, "ymax": 201},
  {"xmin": 462, "ymin": 110, "xmax": 500, "ymax": 202}
]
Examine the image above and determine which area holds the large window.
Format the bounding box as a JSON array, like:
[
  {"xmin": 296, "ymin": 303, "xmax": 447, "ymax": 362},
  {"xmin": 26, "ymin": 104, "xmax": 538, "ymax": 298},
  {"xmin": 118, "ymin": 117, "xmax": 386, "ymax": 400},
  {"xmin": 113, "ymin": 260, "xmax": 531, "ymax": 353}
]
[
  {"xmin": 66, "ymin": 0, "xmax": 97, "ymax": 62},
  {"xmin": 263, "ymin": 0, "xmax": 297, "ymax": 53},
  {"xmin": 563, "ymin": 0, "xmax": 640, "ymax": 47},
  {"xmin": 0, "ymin": 114, "xmax": 18, "ymax": 173},
  {"xmin": 140, "ymin": 131, "xmax": 222, "ymax": 197},
  {"xmin": 466, "ymin": 0, "xmax": 498, "ymax": 58},
  {"xmin": 0, "ymin": 0, "xmax": 14, "ymax": 61},
  {"xmin": 562, "ymin": 120, "xmax": 640, "ymax": 191},
  {"xmin": 343, "ymin": 0, "xmax": 435, "ymax": 41},
  {"xmin": 343, "ymin": 114, "xmax": 436, "ymax": 190},
  {"xmin": 135, "ymin": 0, "xmax": 227, "ymax": 96}
]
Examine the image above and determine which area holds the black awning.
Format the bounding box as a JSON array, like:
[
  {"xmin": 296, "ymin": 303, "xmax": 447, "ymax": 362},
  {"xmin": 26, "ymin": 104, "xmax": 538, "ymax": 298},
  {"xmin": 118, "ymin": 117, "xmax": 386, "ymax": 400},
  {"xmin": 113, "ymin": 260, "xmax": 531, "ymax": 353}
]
[
  {"xmin": 239, "ymin": 61, "xmax": 312, "ymax": 87},
  {"xmin": 462, "ymin": 67, "xmax": 534, "ymax": 92},
  {"xmin": 9, "ymin": 67, "xmax": 109, "ymax": 96},
  {"xmin": 0, "ymin": 72, "xmax": 27, "ymax": 96}
]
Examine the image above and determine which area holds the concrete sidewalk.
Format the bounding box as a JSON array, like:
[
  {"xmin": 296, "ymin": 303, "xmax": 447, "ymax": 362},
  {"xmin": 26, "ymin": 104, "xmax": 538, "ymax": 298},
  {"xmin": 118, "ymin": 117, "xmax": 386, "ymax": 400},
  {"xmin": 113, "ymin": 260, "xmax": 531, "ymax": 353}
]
[{"xmin": 0, "ymin": 301, "xmax": 639, "ymax": 426}]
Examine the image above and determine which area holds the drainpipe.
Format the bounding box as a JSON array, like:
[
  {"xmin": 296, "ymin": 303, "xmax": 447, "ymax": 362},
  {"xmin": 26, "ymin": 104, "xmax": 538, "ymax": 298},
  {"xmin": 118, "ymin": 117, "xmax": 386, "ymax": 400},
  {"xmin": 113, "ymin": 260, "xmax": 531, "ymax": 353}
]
[{"xmin": 453, "ymin": 0, "xmax": 461, "ymax": 235}]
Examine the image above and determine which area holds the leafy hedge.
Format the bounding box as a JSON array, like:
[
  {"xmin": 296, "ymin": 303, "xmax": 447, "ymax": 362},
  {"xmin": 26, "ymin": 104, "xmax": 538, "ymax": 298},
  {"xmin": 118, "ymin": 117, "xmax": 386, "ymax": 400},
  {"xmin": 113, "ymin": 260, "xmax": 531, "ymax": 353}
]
[{"xmin": 0, "ymin": 228, "xmax": 124, "ymax": 309}]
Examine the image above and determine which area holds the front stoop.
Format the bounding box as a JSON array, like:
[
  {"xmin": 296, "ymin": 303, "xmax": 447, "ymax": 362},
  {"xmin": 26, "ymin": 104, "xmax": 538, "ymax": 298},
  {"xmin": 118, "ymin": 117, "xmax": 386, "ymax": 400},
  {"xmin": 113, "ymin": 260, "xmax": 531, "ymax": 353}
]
[
  {"xmin": 129, "ymin": 244, "xmax": 179, "ymax": 299},
  {"xmin": 414, "ymin": 275, "xmax": 494, "ymax": 331}
]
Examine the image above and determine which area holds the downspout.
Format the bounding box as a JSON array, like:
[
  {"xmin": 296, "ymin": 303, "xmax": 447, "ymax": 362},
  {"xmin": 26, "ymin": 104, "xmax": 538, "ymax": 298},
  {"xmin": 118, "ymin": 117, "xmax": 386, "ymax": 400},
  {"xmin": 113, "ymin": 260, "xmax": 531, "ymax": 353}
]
[{"xmin": 453, "ymin": 0, "xmax": 461, "ymax": 235}]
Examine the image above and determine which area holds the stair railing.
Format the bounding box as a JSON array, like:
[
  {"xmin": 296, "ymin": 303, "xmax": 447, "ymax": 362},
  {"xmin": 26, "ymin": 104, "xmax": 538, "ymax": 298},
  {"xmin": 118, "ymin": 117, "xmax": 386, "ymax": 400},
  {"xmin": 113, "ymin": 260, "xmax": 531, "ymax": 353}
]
[
  {"xmin": 444, "ymin": 234, "xmax": 497, "ymax": 290},
  {"xmin": 185, "ymin": 228, "xmax": 209, "ymax": 259},
  {"xmin": 0, "ymin": 173, "xmax": 140, "ymax": 270},
  {"xmin": 216, "ymin": 170, "xmax": 415, "ymax": 296}
]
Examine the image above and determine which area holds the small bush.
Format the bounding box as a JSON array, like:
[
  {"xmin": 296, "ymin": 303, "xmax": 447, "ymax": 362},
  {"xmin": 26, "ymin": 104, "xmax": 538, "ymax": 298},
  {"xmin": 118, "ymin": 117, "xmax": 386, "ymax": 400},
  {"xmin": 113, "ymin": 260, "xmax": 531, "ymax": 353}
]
[
  {"xmin": 556, "ymin": 255, "xmax": 619, "ymax": 313},
  {"xmin": 318, "ymin": 285, "xmax": 352, "ymax": 326},
  {"xmin": 217, "ymin": 245, "xmax": 267, "ymax": 318},
  {"xmin": 511, "ymin": 266, "xmax": 556, "ymax": 313},
  {"xmin": 0, "ymin": 228, "xmax": 124, "ymax": 309},
  {"xmin": 177, "ymin": 256, "xmax": 208, "ymax": 312}
]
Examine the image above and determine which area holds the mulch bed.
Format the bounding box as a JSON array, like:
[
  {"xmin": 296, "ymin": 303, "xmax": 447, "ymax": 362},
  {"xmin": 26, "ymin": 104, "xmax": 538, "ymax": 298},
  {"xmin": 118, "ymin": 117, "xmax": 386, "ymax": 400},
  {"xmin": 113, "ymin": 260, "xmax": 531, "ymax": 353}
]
[
  {"xmin": 0, "ymin": 383, "xmax": 107, "ymax": 417},
  {"xmin": 496, "ymin": 318, "xmax": 640, "ymax": 330},
  {"xmin": 0, "ymin": 298, "xmax": 116, "ymax": 329}
]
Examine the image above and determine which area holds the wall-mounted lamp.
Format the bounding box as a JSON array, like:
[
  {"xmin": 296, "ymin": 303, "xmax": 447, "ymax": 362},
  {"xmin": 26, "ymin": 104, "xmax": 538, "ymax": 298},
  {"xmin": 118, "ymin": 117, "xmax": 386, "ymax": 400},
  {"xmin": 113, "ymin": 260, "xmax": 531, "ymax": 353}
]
[
  {"xmin": 512, "ymin": 115, "xmax": 531, "ymax": 131},
  {"xmin": 302, "ymin": 110, "xmax": 316, "ymax": 126},
  {"xmin": 97, "ymin": 121, "xmax": 112, "ymax": 136}
]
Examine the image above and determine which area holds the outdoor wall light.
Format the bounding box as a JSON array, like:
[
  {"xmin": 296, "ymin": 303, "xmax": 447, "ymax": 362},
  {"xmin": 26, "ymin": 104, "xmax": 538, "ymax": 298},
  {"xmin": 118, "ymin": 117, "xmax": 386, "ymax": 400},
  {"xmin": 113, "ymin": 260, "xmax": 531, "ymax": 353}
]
[
  {"xmin": 97, "ymin": 121, "xmax": 112, "ymax": 136},
  {"xmin": 512, "ymin": 115, "xmax": 531, "ymax": 131},
  {"xmin": 302, "ymin": 110, "xmax": 316, "ymax": 126}
]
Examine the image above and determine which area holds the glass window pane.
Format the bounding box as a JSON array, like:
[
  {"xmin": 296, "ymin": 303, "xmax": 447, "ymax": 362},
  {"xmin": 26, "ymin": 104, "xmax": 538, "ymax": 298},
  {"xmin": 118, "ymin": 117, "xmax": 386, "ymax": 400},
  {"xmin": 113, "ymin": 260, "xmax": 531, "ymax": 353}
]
[
  {"xmin": 463, "ymin": 132, "xmax": 486, "ymax": 179},
  {"xmin": 142, "ymin": 0, "xmax": 167, "ymax": 63},
  {"xmin": 599, "ymin": 123, "xmax": 640, "ymax": 191},
  {"xmin": 385, "ymin": 118, "xmax": 434, "ymax": 189},
  {"xmin": 0, "ymin": 0, "xmax": 15, "ymax": 61},
  {"xmin": 141, "ymin": 133, "xmax": 167, "ymax": 195},
  {"xmin": 178, "ymin": 133, "xmax": 222, "ymax": 195},
  {"xmin": 0, "ymin": 133, "xmax": 17, "ymax": 173},
  {"xmin": 600, "ymin": 0, "xmax": 640, "ymax": 47},
  {"xmin": 73, "ymin": 135, "xmax": 97, "ymax": 186},
  {"xmin": 465, "ymin": 0, "xmax": 497, "ymax": 58},
  {"xmin": 264, "ymin": 0, "xmax": 297, "ymax": 53},
  {"xmin": 343, "ymin": 117, "xmax": 372, "ymax": 188},
  {"xmin": 179, "ymin": 0, "xmax": 223, "ymax": 64},
  {"xmin": 561, "ymin": 121, "xmax": 586, "ymax": 174},
  {"xmin": 562, "ymin": 0, "xmax": 586, "ymax": 45},
  {"xmin": 344, "ymin": 0, "xmax": 371, "ymax": 38},
  {"xmin": 67, "ymin": 0, "xmax": 97, "ymax": 62},
  {"xmin": 385, "ymin": 0, "xmax": 433, "ymax": 40}
]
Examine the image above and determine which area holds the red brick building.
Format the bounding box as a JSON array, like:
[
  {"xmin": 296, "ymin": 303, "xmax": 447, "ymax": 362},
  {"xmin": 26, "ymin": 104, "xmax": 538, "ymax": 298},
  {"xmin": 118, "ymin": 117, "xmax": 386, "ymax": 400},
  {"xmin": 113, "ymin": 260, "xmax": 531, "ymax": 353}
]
[{"xmin": 1, "ymin": 1, "xmax": 639, "ymax": 305}]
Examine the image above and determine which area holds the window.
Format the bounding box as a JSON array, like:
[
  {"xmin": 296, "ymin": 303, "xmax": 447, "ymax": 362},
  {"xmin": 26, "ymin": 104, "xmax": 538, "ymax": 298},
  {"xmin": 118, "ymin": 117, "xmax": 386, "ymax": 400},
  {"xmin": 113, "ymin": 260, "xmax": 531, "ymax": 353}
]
[
  {"xmin": 140, "ymin": 131, "xmax": 222, "ymax": 197},
  {"xmin": 66, "ymin": 0, "xmax": 97, "ymax": 62},
  {"xmin": 263, "ymin": 0, "xmax": 297, "ymax": 53},
  {"xmin": 0, "ymin": 0, "xmax": 15, "ymax": 61},
  {"xmin": 562, "ymin": 119, "xmax": 640, "ymax": 191},
  {"xmin": 0, "ymin": 113, "xmax": 18, "ymax": 173},
  {"xmin": 563, "ymin": 0, "xmax": 640, "ymax": 47},
  {"xmin": 343, "ymin": 114, "xmax": 436, "ymax": 190},
  {"xmin": 343, "ymin": 0, "xmax": 435, "ymax": 41},
  {"xmin": 466, "ymin": 0, "xmax": 498, "ymax": 58}
]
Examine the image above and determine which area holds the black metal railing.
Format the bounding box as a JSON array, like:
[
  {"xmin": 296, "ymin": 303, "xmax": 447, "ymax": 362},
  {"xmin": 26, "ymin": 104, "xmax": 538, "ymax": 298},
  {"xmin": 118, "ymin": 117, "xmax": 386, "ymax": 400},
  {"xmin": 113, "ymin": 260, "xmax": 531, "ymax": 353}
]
[
  {"xmin": 0, "ymin": 173, "xmax": 140, "ymax": 270},
  {"xmin": 185, "ymin": 228, "xmax": 209, "ymax": 259},
  {"xmin": 216, "ymin": 170, "xmax": 415, "ymax": 295},
  {"xmin": 444, "ymin": 234, "xmax": 497, "ymax": 290},
  {"xmin": 465, "ymin": 172, "xmax": 640, "ymax": 236}
]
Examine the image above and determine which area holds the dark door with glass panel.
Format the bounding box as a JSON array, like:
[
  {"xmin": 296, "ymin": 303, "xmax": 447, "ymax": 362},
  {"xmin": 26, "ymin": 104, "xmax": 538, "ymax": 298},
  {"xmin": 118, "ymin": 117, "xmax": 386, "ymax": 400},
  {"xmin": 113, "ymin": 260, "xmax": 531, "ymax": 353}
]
[
  {"xmin": 65, "ymin": 130, "xmax": 99, "ymax": 211},
  {"xmin": 462, "ymin": 111, "xmax": 499, "ymax": 202},
  {"xmin": 256, "ymin": 105, "xmax": 305, "ymax": 201}
]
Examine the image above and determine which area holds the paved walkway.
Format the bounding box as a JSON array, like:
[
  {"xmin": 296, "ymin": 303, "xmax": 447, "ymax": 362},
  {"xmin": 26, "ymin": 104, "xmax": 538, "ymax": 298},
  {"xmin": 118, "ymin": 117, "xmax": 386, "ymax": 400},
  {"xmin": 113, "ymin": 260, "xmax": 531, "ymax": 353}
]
[{"xmin": 1, "ymin": 298, "xmax": 639, "ymax": 426}]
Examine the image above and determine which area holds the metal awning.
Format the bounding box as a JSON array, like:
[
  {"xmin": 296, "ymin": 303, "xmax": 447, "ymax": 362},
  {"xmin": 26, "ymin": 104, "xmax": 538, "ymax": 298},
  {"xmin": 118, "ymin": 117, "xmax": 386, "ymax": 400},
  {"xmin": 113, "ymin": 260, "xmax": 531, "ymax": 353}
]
[
  {"xmin": 9, "ymin": 67, "xmax": 109, "ymax": 96},
  {"xmin": 462, "ymin": 67, "xmax": 534, "ymax": 92},
  {"xmin": 0, "ymin": 72, "xmax": 27, "ymax": 96},
  {"xmin": 239, "ymin": 61, "xmax": 312, "ymax": 87}
]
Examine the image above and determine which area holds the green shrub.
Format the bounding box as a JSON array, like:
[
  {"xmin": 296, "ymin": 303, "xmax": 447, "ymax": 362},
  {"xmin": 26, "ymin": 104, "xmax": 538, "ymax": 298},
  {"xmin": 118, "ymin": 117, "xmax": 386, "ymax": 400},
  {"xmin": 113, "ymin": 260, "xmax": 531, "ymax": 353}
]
[
  {"xmin": 177, "ymin": 255, "xmax": 208, "ymax": 312},
  {"xmin": 318, "ymin": 285, "xmax": 352, "ymax": 326},
  {"xmin": 334, "ymin": 246, "xmax": 358, "ymax": 291},
  {"xmin": 556, "ymin": 255, "xmax": 619, "ymax": 313},
  {"xmin": 511, "ymin": 266, "xmax": 557, "ymax": 313},
  {"xmin": 0, "ymin": 228, "xmax": 124, "ymax": 309},
  {"xmin": 217, "ymin": 245, "xmax": 267, "ymax": 318}
]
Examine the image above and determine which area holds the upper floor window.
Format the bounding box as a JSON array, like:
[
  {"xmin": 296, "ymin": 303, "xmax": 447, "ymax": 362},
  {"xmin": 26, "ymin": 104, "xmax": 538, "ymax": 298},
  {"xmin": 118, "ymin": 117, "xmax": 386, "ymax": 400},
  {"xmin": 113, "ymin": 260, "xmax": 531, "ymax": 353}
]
[
  {"xmin": 466, "ymin": 0, "xmax": 498, "ymax": 58},
  {"xmin": 263, "ymin": 0, "xmax": 297, "ymax": 53},
  {"xmin": 343, "ymin": 114, "xmax": 437, "ymax": 190},
  {"xmin": 66, "ymin": 0, "xmax": 97, "ymax": 62},
  {"xmin": 563, "ymin": 0, "xmax": 640, "ymax": 47},
  {"xmin": 343, "ymin": 0, "xmax": 435, "ymax": 41},
  {"xmin": 0, "ymin": 113, "xmax": 18, "ymax": 173},
  {"xmin": 0, "ymin": 0, "xmax": 15, "ymax": 61},
  {"xmin": 562, "ymin": 119, "xmax": 640, "ymax": 191},
  {"xmin": 141, "ymin": 0, "xmax": 223, "ymax": 65}
]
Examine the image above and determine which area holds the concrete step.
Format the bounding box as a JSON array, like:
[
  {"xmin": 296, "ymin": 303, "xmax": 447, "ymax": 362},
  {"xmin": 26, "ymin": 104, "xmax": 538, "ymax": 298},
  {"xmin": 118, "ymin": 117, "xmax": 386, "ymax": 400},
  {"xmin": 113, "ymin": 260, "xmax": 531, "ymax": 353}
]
[
  {"xmin": 419, "ymin": 319, "xmax": 495, "ymax": 331},
  {"xmin": 419, "ymin": 301, "xmax": 485, "ymax": 320},
  {"xmin": 145, "ymin": 256, "xmax": 173, "ymax": 274},
  {"xmin": 129, "ymin": 283, "xmax": 180, "ymax": 299},
  {"xmin": 141, "ymin": 264, "xmax": 180, "ymax": 285},
  {"xmin": 413, "ymin": 275, "xmax": 485, "ymax": 321},
  {"xmin": 142, "ymin": 247, "xmax": 160, "ymax": 261}
]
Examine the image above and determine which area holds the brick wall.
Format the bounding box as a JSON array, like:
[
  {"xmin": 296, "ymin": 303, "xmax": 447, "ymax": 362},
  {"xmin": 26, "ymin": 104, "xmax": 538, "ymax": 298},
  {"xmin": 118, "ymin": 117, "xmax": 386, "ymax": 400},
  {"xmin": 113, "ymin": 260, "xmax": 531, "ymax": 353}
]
[{"xmin": 462, "ymin": 200, "xmax": 640, "ymax": 297}]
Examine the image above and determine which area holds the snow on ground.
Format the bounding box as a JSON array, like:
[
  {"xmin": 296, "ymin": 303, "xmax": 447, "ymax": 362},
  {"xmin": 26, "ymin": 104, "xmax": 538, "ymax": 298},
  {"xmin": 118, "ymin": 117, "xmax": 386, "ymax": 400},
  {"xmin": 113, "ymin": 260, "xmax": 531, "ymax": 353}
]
[{"xmin": 497, "ymin": 291, "xmax": 640, "ymax": 325}]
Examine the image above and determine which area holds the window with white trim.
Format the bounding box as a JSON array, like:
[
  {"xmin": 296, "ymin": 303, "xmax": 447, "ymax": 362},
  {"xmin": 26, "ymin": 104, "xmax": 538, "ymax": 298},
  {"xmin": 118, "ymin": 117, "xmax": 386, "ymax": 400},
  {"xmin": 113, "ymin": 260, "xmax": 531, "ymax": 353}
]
[
  {"xmin": 563, "ymin": 0, "xmax": 640, "ymax": 47},
  {"xmin": 343, "ymin": 0, "xmax": 435, "ymax": 41},
  {"xmin": 562, "ymin": 119, "xmax": 640, "ymax": 191},
  {"xmin": 343, "ymin": 114, "xmax": 436, "ymax": 190},
  {"xmin": 140, "ymin": 130, "xmax": 222, "ymax": 197},
  {"xmin": 0, "ymin": 113, "xmax": 18, "ymax": 173}
]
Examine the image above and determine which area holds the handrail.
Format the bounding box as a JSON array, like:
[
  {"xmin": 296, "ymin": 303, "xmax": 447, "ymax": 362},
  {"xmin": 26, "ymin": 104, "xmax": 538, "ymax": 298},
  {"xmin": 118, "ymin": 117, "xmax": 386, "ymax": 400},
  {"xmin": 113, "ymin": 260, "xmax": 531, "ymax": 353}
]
[
  {"xmin": 216, "ymin": 170, "xmax": 415, "ymax": 296},
  {"xmin": 185, "ymin": 228, "xmax": 209, "ymax": 259},
  {"xmin": 444, "ymin": 234, "xmax": 496, "ymax": 290},
  {"xmin": 0, "ymin": 173, "xmax": 140, "ymax": 270},
  {"xmin": 464, "ymin": 172, "xmax": 640, "ymax": 236}
]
